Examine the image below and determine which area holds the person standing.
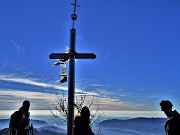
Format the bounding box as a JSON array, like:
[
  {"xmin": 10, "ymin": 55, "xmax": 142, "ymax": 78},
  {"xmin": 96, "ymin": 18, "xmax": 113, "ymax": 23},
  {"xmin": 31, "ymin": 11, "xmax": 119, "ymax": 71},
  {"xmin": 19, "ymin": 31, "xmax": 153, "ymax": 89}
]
[
  {"xmin": 74, "ymin": 106, "xmax": 94, "ymax": 135},
  {"xmin": 9, "ymin": 100, "xmax": 33, "ymax": 135},
  {"xmin": 160, "ymin": 100, "xmax": 180, "ymax": 135},
  {"xmin": 80, "ymin": 106, "xmax": 94, "ymax": 135}
]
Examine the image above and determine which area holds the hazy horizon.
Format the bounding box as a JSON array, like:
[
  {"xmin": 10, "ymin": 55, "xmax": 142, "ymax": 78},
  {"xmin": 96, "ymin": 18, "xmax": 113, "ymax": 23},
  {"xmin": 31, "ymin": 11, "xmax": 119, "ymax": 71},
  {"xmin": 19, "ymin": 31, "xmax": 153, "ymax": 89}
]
[{"xmin": 0, "ymin": 110, "xmax": 165, "ymax": 119}]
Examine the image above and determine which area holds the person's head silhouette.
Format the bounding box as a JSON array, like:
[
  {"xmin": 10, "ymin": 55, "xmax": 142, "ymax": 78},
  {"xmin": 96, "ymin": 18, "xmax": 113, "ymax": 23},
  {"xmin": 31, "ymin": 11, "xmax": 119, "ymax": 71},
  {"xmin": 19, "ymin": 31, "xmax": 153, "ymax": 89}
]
[
  {"xmin": 81, "ymin": 106, "xmax": 90, "ymax": 118},
  {"xmin": 19, "ymin": 100, "xmax": 30, "ymax": 117},
  {"xmin": 160, "ymin": 100, "xmax": 173, "ymax": 117},
  {"xmin": 22, "ymin": 100, "xmax": 30, "ymax": 110}
]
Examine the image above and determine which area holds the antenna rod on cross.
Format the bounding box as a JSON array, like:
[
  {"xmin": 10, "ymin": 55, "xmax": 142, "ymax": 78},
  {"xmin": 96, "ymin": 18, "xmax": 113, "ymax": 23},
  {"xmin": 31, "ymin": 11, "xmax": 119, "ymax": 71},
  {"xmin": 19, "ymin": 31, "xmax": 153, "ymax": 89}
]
[{"xmin": 49, "ymin": 1, "xmax": 96, "ymax": 135}]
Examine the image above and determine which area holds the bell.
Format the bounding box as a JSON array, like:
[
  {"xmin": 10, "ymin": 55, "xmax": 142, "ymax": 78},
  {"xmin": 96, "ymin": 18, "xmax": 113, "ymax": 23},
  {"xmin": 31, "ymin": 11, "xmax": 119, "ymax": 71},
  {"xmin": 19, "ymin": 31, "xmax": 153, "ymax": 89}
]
[{"xmin": 71, "ymin": 14, "xmax": 77, "ymax": 20}]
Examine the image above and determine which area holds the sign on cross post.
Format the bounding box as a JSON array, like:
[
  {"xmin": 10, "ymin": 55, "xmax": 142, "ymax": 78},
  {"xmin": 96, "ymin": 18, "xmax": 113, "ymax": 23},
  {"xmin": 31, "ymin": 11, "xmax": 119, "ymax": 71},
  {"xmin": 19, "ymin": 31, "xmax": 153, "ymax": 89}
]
[{"xmin": 49, "ymin": 1, "xmax": 96, "ymax": 135}]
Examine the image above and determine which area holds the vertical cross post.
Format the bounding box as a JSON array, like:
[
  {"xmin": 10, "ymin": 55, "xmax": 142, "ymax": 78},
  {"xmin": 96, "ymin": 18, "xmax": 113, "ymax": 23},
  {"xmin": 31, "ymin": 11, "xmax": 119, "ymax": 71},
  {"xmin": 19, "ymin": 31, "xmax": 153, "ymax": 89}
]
[{"xmin": 67, "ymin": 28, "xmax": 76, "ymax": 135}]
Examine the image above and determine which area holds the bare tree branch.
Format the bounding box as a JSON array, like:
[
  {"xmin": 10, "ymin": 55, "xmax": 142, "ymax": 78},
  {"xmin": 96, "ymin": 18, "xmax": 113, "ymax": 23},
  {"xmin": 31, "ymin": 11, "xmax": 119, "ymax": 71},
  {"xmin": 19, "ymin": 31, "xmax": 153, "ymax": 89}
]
[{"xmin": 49, "ymin": 90, "xmax": 105, "ymax": 135}]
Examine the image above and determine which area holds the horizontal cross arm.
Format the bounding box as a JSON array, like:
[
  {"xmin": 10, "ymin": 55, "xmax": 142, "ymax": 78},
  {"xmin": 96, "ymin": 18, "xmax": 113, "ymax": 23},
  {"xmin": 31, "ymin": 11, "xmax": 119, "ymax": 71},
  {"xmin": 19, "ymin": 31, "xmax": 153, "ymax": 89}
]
[
  {"xmin": 76, "ymin": 53, "xmax": 96, "ymax": 59},
  {"xmin": 49, "ymin": 53, "xmax": 68, "ymax": 59},
  {"xmin": 49, "ymin": 52, "xmax": 96, "ymax": 59}
]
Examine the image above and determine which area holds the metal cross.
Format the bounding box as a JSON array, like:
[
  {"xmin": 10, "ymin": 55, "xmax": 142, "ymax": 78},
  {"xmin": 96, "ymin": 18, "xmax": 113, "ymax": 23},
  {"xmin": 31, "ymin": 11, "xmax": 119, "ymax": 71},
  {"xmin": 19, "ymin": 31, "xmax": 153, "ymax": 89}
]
[
  {"xmin": 49, "ymin": 1, "xmax": 96, "ymax": 135},
  {"xmin": 71, "ymin": 0, "xmax": 79, "ymax": 15}
]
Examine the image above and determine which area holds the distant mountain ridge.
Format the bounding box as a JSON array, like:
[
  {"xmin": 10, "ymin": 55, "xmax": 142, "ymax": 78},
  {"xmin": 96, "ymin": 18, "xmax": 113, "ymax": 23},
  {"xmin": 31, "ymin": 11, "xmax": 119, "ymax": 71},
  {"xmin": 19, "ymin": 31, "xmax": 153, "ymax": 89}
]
[
  {"xmin": 0, "ymin": 119, "xmax": 66, "ymax": 135},
  {"xmin": 1, "ymin": 117, "xmax": 167, "ymax": 135},
  {"xmin": 98, "ymin": 117, "xmax": 166, "ymax": 135},
  {"xmin": 0, "ymin": 119, "xmax": 49, "ymax": 130}
]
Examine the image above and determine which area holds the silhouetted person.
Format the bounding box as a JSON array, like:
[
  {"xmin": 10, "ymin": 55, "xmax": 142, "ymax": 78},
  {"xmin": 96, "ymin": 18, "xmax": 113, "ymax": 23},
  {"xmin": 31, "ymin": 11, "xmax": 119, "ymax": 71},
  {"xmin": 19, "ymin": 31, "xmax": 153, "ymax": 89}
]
[
  {"xmin": 81, "ymin": 106, "xmax": 90, "ymax": 125},
  {"xmin": 160, "ymin": 100, "xmax": 180, "ymax": 135},
  {"xmin": 74, "ymin": 106, "xmax": 94, "ymax": 135},
  {"xmin": 81, "ymin": 106, "xmax": 94, "ymax": 135},
  {"xmin": 9, "ymin": 100, "xmax": 33, "ymax": 135}
]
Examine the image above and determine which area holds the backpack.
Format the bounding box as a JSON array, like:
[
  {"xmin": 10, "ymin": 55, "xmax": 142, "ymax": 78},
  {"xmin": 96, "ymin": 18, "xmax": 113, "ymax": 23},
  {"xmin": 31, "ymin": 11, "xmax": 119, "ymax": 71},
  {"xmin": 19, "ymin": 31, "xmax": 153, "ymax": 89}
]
[{"xmin": 9, "ymin": 111, "xmax": 29, "ymax": 130}]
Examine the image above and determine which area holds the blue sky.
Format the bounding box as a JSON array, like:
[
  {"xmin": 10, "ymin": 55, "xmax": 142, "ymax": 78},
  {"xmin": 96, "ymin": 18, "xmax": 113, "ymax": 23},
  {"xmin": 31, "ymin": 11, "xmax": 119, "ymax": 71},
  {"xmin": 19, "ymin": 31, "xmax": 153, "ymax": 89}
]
[{"xmin": 1, "ymin": 0, "xmax": 180, "ymax": 115}]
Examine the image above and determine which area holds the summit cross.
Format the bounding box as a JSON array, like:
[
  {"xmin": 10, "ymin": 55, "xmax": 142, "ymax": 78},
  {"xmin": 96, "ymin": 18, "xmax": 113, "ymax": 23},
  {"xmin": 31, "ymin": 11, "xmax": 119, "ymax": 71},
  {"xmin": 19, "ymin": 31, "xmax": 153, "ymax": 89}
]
[{"xmin": 49, "ymin": 0, "xmax": 96, "ymax": 135}]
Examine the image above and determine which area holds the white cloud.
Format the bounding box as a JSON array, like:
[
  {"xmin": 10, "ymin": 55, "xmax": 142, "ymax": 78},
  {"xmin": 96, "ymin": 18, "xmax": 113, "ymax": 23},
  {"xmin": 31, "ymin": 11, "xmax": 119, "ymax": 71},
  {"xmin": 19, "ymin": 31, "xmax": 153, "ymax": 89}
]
[
  {"xmin": 90, "ymin": 84, "xmax": 104, "ymax": 87},
  {"xmin": 0, "ymin": 89, "xmax": 142, "ymax": 111},
  {"xmin": 0, "ymin": 74, "xmax": 148, "ymax": 111},
  {"xmin": 0, "ymin": 89, "xmax": 55, "ymax": 101},
  {"xmin": 0, "ymin": 89, "xmax": 56, "ymax": 110},
  {"xmin": 0, "ymin": 74, "xmax": 96, "ymax": 95},
  {"xmin": 92, "ymin": 96, "xmax": 144, "ymax": 111}
]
